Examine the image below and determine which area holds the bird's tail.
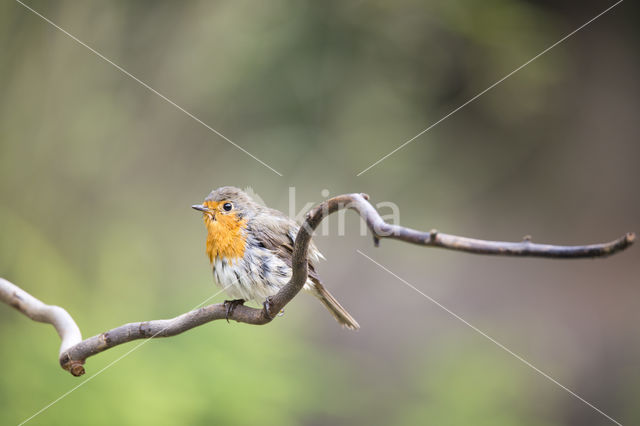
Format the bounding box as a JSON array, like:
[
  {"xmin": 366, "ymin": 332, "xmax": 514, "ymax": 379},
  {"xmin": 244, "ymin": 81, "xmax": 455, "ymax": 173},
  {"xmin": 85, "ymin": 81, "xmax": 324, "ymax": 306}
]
[{"xmin": 309, "ymin": 281, "xmax": 360, "ymax": 330}]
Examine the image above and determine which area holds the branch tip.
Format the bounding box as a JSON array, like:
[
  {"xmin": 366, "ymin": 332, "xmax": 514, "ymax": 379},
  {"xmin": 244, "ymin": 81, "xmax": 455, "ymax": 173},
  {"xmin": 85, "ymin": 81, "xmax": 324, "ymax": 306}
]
[
  {"xmin": 62, "ymin": 358, "xmax": 85, "ymax": 376},
  {"xmin": 70, "ymin": 363, "xmax": 85, "ymax": 376}
]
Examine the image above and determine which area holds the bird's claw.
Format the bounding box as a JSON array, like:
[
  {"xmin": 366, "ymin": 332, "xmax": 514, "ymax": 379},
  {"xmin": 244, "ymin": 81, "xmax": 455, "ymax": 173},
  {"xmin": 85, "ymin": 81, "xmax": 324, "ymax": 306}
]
[
  {"xmin": 223, "ymin": 299, "xmax": 245, "ymax": 323},
  {"xmin": 263, "ymin": 297, "xmax": 284, "ymax": 320},
  {"xmin": 263, "ymin": 297, "xmax": 274, "ymax": 319}
]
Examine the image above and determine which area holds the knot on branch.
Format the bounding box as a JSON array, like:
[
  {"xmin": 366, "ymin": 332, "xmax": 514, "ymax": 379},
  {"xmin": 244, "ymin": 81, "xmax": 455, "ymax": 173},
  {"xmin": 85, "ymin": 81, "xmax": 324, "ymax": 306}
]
[{"xmin": 60, "ymin": 354, "xmax": 85, "ymax": 377}]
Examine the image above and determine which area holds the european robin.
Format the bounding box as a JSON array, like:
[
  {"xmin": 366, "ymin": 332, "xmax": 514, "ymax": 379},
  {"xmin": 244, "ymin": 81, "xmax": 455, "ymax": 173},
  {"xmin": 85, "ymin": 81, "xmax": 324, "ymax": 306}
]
[{"xmin": 192, "ymin": 186, "xmax": 359, "ymax": 329}]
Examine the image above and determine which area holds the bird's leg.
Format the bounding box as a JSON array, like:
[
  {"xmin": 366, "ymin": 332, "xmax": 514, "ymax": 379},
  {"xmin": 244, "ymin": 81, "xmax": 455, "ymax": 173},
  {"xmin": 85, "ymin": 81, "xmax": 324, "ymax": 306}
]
[
  {"xmin": 263, "ymin": 297, "xmax": 275, "ymax": 320},
  {"xmin": 262, "ymin": 297, "xmax": 285, "ymax": 320},
  {"xmin": 223, "ymin": 299, "xmax": 245, "ymax": 323}
]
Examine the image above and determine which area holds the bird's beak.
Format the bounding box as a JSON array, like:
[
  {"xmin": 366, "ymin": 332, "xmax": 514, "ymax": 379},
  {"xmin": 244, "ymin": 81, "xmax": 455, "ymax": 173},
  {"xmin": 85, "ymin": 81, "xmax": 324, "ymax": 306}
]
[{"xmin": 191, "ymin": 204, "xmax": 209, "ymax": 212}]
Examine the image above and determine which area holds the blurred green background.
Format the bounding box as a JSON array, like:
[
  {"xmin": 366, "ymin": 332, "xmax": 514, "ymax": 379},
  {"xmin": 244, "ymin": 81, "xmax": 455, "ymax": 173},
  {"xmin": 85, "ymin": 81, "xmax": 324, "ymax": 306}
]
[{"xmin": 1, "ymin": 0, "xmax": 639, "ymax": 425}]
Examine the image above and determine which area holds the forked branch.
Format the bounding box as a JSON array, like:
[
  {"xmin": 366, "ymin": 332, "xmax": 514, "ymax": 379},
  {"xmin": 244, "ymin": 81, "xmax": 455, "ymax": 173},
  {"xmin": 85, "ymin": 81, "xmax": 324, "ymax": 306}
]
[{"xmin": 0, "ymin": 193, "xmax": 634, "ymax": 376}]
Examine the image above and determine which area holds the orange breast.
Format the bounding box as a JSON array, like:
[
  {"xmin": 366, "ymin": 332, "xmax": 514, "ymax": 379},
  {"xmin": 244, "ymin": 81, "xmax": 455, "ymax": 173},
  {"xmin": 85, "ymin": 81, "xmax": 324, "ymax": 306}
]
[{"xmin": 204, "ymin": 212, "xmax": 248, "ymax": 263}]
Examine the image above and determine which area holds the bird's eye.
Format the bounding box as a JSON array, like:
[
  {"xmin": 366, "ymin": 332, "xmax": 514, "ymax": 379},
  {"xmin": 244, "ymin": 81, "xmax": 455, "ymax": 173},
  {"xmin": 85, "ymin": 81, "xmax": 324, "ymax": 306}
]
[{"xmin": 222, "ymin": 202, "xmax": 233, "ymax": 211}]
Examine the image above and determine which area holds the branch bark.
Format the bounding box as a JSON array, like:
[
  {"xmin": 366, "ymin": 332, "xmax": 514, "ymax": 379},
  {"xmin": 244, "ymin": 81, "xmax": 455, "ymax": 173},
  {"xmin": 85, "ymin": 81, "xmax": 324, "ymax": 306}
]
[{"xmin": 0, "ymin": 193, "xmax": 635, "ymax": 376}]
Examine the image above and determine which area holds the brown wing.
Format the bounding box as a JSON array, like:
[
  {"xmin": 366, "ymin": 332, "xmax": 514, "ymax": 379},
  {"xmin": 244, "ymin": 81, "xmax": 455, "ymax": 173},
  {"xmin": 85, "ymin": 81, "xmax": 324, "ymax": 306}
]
[
  {"xmin": 248, "ymin": 210, "xmax": 322, "ymax": 281},
  {"xmin": 249, "ymin": 208, "xmax": 359, "ymax": 329}
]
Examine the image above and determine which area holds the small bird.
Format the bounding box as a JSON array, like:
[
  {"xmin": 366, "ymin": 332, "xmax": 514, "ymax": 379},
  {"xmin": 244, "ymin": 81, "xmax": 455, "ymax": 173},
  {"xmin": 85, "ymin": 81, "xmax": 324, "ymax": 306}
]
[{"xmin": 192, "ymin": 186, "xmax": 359, "ymax": 330}]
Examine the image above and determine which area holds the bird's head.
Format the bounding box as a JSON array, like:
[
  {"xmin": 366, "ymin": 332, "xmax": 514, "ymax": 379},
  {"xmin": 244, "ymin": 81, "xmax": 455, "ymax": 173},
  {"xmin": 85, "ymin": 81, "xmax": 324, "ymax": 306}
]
[{"xmin": 192, "ymin": 186, "xmax": 256, "ymax": 262}]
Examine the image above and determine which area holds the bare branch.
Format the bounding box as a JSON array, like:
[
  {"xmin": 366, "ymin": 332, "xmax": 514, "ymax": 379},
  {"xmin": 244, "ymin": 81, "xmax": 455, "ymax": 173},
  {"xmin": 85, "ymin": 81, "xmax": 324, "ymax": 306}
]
[
  {"xmin": 0, "ymin": 193, "xmax": 634, "ymax": 376},
  {"xmin": 0, "ymin": 278, "xmax": 82, "ymax": 355},
  {"xmin": 343, "ymin": 193, "xmax": 635, "ymax": 258}
]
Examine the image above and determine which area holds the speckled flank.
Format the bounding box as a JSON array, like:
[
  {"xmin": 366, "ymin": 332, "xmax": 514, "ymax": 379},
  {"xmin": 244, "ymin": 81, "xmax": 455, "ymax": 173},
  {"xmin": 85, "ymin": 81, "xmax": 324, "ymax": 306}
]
[{"xmin": 212, "ymin": 238, "xmax": 309, "ymax": 302}]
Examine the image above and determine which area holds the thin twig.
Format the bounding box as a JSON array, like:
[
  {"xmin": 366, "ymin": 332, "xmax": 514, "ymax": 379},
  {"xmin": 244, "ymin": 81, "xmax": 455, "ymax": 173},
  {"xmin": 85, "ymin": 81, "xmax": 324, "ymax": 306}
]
[{"xmin": 0, "ymin": 193, "xmax": 634, "ymax": 376}]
